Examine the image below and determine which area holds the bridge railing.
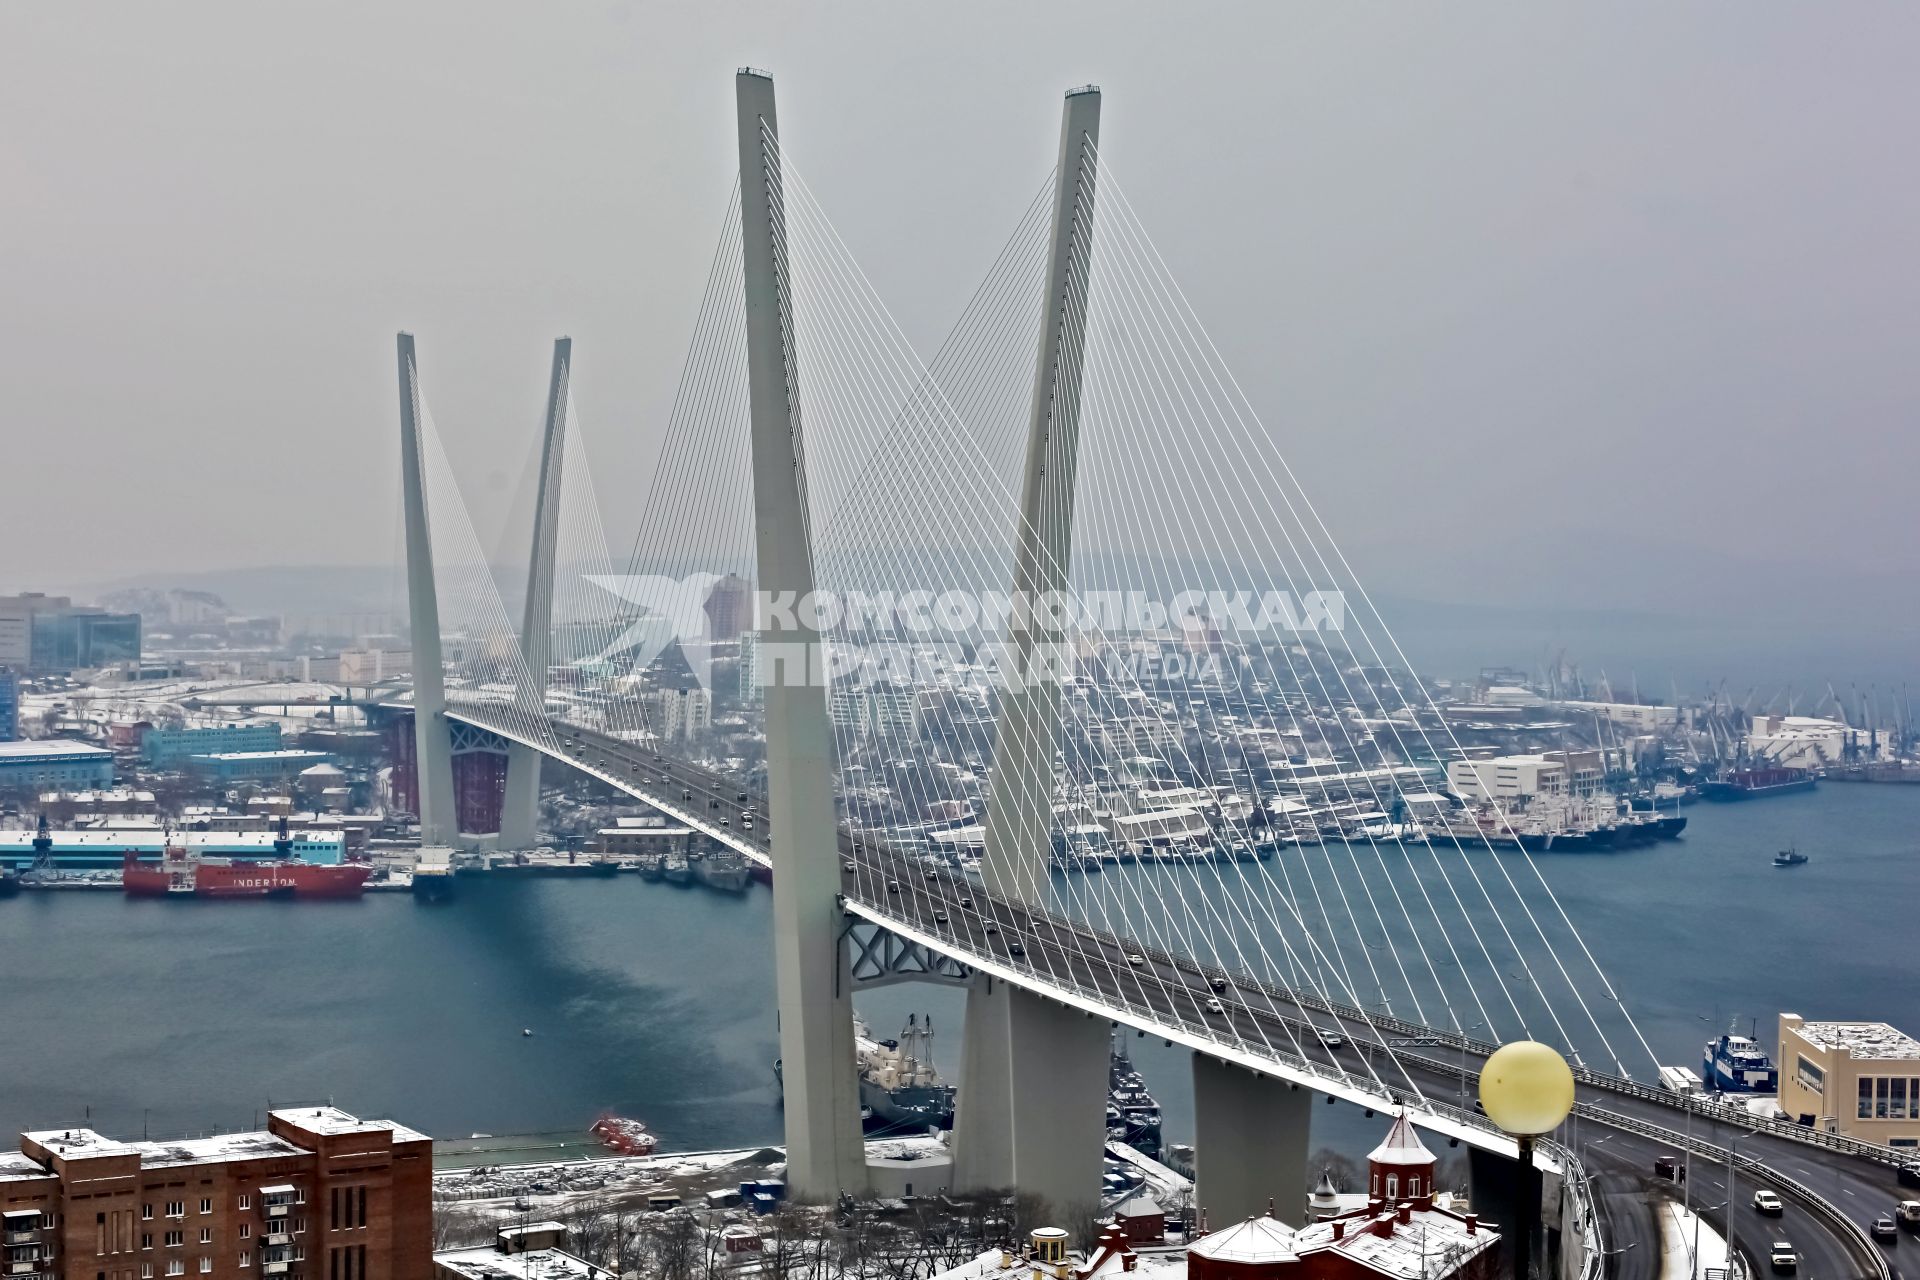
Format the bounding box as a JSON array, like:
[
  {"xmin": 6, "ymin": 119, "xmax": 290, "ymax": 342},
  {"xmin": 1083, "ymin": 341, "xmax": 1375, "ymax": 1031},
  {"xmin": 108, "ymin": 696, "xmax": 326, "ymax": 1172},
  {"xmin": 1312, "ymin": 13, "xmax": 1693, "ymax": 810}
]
[{"xmin": 528, "ymin": 720, "xmax": 1907, "ymax": 1181}]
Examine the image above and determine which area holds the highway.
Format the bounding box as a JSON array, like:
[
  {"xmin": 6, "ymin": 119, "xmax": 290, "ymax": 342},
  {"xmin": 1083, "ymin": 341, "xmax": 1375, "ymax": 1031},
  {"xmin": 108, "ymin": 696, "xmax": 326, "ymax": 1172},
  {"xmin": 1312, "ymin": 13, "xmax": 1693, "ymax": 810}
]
[{"xmin": 463, "ymin": 707, "xmax": 1911, "ymax": 1280}]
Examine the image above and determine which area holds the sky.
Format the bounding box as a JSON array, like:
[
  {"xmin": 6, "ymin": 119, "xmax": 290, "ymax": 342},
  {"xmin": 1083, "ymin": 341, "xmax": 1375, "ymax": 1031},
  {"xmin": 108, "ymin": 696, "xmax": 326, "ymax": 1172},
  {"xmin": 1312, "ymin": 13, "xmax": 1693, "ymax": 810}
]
[{"xmin": 3, "ymin": 2, "xmax": 1916, "ymax": 684}]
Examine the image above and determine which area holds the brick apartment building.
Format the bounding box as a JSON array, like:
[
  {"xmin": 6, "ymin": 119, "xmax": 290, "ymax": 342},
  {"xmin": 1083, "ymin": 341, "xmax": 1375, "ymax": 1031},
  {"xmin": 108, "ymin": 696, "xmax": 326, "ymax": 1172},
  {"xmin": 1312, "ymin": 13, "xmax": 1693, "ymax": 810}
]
[{"xmin": 0, "ymin": 1108, "xmax": 430, "ymax": 1280}]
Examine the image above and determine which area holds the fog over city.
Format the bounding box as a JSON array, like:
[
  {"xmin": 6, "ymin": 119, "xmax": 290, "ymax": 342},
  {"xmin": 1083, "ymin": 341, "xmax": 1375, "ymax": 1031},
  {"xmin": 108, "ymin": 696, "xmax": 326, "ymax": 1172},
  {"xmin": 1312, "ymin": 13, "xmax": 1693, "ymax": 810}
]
[{"xmin": 5, "ymin": 2, "xmax": 1916, "ymax": 688}]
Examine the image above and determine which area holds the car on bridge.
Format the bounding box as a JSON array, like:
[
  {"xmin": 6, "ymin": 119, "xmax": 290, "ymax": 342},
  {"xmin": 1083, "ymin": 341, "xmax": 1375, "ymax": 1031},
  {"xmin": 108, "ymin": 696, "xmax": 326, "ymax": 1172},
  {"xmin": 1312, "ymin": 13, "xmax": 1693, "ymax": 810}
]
[
  {"xmin": 1753, "ymin": 1190, "xmax": 1784, "ymax": 1216},
  {"xmin": 1901, "ymin": 1163, "xmax": 1920, "ymax": 1191},
  {"xmin": 1768, "ymin": 1242, "xmax": 1797, "ymax": 1273},
  {"xmin": 1204, "ymin": 997, "xmax": 1225, "ymax": 1014},
  {"xmin": 1126, "ymin": 953, "xmax": 1147, "ymax": 967},
  {"xmin": 1869, "ymin": 1216, "xmax": 1898, "ymax": 1242}
]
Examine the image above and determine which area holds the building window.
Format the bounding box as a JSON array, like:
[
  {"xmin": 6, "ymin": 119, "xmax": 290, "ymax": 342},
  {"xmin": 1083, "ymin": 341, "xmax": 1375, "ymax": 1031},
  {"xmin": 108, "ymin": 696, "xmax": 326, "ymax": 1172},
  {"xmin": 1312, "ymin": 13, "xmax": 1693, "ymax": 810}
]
[
  {"xmin": 199, "ymin": 1259, "xmax": 211, "ymax": 1273},
  {"xmin": 239, "ymin": 1226, "xmax": 250, "ymax": 1241},
  {"xmin": 143, "ymin": 1236, "xmax": 153, "ymax": 1251},
  {"xmin": 166, "ymin": 1204, "xmax": 184, "ymax": 1220},
  {"xmin": 165, "ymin": 1263, "xmax": 184, "ymax": 1278},
  {"xmin": 1861, "ymin": 1078, "xmax": 1876, "ymax": 1119},
  {"xmin": 239, "ymin": 1254, "xmax": 250, "ymax": 1268},
  {"xmin": 165, "ymin": 1232, "xmax": 183, "ymax": 1248},
  {"xmin": 199, "ymin": 1230, "xmax": 211, "ymax": 1245},
  {"xmin": 143, "ymin": 1207, "xmax": 154, "ymax": 1222},
  {"xmin": 237, "ymin": 1196, "xmax": 250, "ymax": 1212},
  {"xmin": 199, "ymin": 1201, "xmax": 211, "ymax": 1216},
  {"xmin": 141, "ymin": 1266, "xmax": 153, "ymax": 1279},
  {"xmin": 1386, "ymin": 1173, "xmax": 1399, "ymax": 1199}
]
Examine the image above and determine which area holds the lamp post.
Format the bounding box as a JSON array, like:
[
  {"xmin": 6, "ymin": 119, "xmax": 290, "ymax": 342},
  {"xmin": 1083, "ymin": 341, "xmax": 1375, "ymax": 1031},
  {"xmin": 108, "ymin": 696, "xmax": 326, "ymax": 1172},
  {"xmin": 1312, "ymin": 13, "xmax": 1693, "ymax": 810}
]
[
  {"xmin": 1480, "ymin": 1041, "xmax": 1576, "ymax": 1280},
  {"xmin": 1690, "ymin": 1200, "xmax": 1727, "ymax": 1280},
  {"xmin": 1724, "ymin": 1130, "xmax": 1758, "ymax": 1275}
]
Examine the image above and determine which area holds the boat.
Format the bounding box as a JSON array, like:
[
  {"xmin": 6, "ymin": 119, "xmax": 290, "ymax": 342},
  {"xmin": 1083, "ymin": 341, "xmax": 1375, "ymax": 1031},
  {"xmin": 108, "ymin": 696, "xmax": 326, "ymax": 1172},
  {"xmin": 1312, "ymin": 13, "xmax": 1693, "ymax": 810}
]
[
  {"xmin": 855, "ymin": 1015, "xmax": 956, "ymax": 1131},
  {"xmin": 692, "ymin": 847, "xmax": 751, "ymax": 893},
  {"xmin": 661, "ymin": 852, "xmax": 693, "ymax": 885},
  {"xmin": 1108, "ymin": 1041, "xmax": 1163, "ymax": 1158},
  {"xmin": 0, "ymin": 865, "xmax": 18, "ymax": 898},
  {"xmin": 122, "ymin": 841, "xmax": 371, "ymax": 900},
  {"xmin": 635, "ymin": 853, "xmax": 665, "ymax": 882},
  {"xmin": 1704, "ymin": 1030, "xmax": 1779, "ymax": 1092},
  {"xmin": 1701, "ymin": 766, "xmax": 1817, "ymax": 801},
  {"xmin": 589, "ymin": 1114, "xmax": 658, "ymax": 1157},
  {"xmin": 1773, "ymin": 846, "xmax": 1809, "ymax": 867}
]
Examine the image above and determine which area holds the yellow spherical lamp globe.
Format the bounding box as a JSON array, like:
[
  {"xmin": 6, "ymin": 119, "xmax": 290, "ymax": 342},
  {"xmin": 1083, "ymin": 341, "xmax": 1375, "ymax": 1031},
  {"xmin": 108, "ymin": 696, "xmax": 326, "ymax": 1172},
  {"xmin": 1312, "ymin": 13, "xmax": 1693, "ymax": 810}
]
[{"xmin": 1479, "ymin": 1040, "xmax": 1576, "ymax": 1137}]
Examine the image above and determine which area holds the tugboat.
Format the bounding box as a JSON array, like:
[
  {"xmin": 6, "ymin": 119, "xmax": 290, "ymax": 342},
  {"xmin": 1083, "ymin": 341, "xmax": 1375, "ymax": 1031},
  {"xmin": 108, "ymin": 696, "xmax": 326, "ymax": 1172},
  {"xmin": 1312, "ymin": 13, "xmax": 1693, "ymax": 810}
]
[
  {"xmin": 1704, "ymin": 1028, "xmax": 1779, "ymax": 1092},
  {"xmin": 1773, "ymin": 846, "xmax": 1809, "ymax": 868}
]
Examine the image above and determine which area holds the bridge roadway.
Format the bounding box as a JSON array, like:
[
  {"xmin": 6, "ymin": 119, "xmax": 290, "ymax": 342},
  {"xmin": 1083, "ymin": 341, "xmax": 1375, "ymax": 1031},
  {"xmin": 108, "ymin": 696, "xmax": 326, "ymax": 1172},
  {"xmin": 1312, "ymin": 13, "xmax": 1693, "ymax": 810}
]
[{"xmin": 457, "ymin": 706, "xmax": 1907, "ymax": 1278}]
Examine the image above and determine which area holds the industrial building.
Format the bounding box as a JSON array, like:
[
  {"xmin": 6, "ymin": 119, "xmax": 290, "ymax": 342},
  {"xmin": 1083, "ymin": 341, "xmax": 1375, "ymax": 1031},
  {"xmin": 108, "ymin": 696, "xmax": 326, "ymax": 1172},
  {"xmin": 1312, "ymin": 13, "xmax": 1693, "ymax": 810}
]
[
  {"xmin": 1778, "ymin": 1013, "xmax": 1920, "ymax": 1146},
  {"xmin": 0, "ymin": 741, "xmax": 116, "ymax": 790},
  {"xmin": 0, "ymin": 1106, "xmax": 431, "ymax": 1280},
  {"xmin": 1446, "ymin": 750, "xmax": 1604, "ymax": 803},
  {"xmin": 0, "ymin": 828, "xmax": 347, "ymax": 870},
  {"xmin": 187, "ymin": 750, "xmax": 336, "ymax": 782},
  {"xmin": 142, "ymin": 724, "xmax": 283, "ymax": 767}
]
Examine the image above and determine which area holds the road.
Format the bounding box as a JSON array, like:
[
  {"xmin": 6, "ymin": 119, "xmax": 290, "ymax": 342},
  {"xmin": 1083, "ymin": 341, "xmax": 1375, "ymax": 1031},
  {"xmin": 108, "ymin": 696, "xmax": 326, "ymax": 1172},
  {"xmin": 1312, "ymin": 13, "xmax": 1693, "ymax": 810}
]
[{"xmin": 469, "ymin": 709, "xmax": 1910, "ymax": 1279}]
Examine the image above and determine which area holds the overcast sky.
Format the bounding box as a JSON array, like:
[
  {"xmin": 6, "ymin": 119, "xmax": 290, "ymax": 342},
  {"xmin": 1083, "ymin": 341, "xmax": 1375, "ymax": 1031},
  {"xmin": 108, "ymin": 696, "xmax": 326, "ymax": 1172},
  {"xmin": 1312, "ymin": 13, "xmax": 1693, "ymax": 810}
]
[{"xmin": 4, "ymin": 3, "xmax": 1916, "ymax": 650}]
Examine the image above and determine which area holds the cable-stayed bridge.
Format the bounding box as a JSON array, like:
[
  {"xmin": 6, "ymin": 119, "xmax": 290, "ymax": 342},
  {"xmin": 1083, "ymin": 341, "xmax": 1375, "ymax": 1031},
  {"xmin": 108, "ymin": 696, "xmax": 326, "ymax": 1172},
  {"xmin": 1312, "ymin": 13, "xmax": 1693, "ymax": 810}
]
[{"xmin": 377, "ymin": 70, "xmax": 1898, "ymax": 1280}]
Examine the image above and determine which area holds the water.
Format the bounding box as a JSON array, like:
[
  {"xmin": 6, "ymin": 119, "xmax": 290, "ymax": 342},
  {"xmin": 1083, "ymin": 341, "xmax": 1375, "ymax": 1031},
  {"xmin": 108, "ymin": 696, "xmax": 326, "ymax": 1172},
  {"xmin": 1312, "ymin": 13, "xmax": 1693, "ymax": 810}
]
[{"xmin": 3, "ymin": 784, "xmax": 1914, "ymax": 1159}]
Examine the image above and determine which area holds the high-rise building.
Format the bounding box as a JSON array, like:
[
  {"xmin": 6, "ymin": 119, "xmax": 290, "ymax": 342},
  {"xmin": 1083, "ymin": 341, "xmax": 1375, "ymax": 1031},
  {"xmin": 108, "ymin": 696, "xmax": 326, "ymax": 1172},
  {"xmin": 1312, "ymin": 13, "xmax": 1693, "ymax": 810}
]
[
  {"xmin": 0, "ymin": 595, "xmax": 142, "ymax": 674},
  {"xmin": 0, "ymin": 1106, "xmax": 432, "ymax": 1280},
  {"xmin": 0, "ymin": 667, "xmax": 17, "ymax": 742},
  {"xmin": 644, "ymin": 686, "xmax": 711, "ymax": 742},
  {"xmin": 702, "ymin": 574, "xmax": 751, "ymax": 643}
]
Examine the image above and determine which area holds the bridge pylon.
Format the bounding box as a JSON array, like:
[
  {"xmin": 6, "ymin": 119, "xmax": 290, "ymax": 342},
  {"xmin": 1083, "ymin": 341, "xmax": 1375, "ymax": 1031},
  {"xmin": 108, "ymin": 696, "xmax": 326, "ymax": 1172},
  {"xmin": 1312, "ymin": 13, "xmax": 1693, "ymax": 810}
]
[
  {"xmin": 501, "ymin": 337, "xmax": 571, "ymax": 850},
  {"xmin": 952, "ymin": 85, "xmax": 1112, "ymax": 1210},
  {"xmin": 736, "ymin": 68, "xmax": 868, "ymax": 1200},
  {"xmin": 396, "ymin": 332, "xmax": 458, "ymax": 847}
]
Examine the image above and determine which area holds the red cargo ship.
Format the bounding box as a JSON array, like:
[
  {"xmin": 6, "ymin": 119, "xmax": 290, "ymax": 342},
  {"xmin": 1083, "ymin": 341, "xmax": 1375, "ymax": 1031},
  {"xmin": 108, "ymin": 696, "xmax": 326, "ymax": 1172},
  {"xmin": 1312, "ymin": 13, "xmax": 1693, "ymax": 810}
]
[{"xmin": 122, "ymin": 844, "xmax": 371, "ymax": 899}]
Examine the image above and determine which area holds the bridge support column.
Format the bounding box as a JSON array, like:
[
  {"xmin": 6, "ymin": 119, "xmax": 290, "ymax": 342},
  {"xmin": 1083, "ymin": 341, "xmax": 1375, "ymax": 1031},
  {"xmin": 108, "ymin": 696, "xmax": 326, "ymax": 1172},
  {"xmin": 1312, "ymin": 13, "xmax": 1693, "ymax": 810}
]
[
  {"xmin": 501, "ymin": 337, "xmax": 571, "ymax": 850},
  {"xmin": 737, "ymin": 69, "xmax": 865, "ymax": 1201},
  {"xmin": 396, "ymin": 332, "xmax": 458, "ymax": 847},
  {"xmin": 953, "ymin": 981, "xmax": 1109, "ymax": 1215},
  {"xmin": 977, "ymin": 84, "xmax": 1102, "ymax": 907},
  {"xmin": 1191, "ymin": 1057, "xmax": 1310, "ymax": 1226}
]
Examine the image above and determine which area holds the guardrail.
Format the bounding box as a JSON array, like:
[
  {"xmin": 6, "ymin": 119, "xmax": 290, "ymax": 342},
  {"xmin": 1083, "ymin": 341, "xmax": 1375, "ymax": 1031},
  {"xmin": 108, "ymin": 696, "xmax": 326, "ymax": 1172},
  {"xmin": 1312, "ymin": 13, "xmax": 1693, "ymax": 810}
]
[{"xmin": 1573, "ymin": 1104, "xmax": 1891, "ymax": 1280}]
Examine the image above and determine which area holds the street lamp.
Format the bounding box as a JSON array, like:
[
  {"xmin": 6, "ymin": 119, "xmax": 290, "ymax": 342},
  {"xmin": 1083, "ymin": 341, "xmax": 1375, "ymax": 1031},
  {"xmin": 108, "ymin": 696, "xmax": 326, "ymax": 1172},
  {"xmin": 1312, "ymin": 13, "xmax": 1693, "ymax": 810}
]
[
  {"xmin": 1481, "ymin": 1041, "xmax": 1576, "ymax": 1280},
  {"xmin": 1690, "ymin": 1200, "xmax": 1727, "ymax": 1280}
]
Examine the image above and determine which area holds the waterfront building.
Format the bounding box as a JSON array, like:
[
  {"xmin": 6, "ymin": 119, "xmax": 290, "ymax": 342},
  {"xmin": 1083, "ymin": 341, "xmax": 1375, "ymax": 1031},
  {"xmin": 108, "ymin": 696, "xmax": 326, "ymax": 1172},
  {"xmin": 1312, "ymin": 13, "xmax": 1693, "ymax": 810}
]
[
  {"xmin": 595, "ymin": 823, "xmax": 695, "ymax": 858},
  {"xmin": 1446, "ymin": 750, "xmax": 1603, "ymax": 804},
  {"xmin": 0, "ymin": 667, "xmax": 17, "ymax": 741},
  {"xmin": 0, "ymin": 1106, "xmax": 432, "ymax": 1280},
  {"xmin": 1747, "ymin": 715, "xmax": 1882, "ymax": 770},
  {"xmin": 1778, "ymin": 1013, "xmax": 1920, "ymax": 1146},
  {"xmin": 0, "ymin": 741, "xmax": 115, "ymax": 791},
  {"xmin": 0, "ymin": 828, "xmax": 346, "ymax": 870},
  {"xmin": 142, "ymin": 725, "xmax": 283, "ymax": 768}
]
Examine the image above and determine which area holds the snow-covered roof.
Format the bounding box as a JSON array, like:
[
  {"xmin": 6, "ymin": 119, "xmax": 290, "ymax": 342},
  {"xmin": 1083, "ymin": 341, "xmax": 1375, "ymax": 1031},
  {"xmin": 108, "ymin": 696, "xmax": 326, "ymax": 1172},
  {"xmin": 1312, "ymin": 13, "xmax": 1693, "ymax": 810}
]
[
  {"xmin": 1788, "ymin": 1020, "xmax": 1920, "ymax": 1062},
  {"xmin": 1188, "ymin": 1214, "xmax": 1299, "ymax": 1263},
  {"xmin": 1368, "ymin": 1111, "xmax": 1435, "ymax": 1168}
]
